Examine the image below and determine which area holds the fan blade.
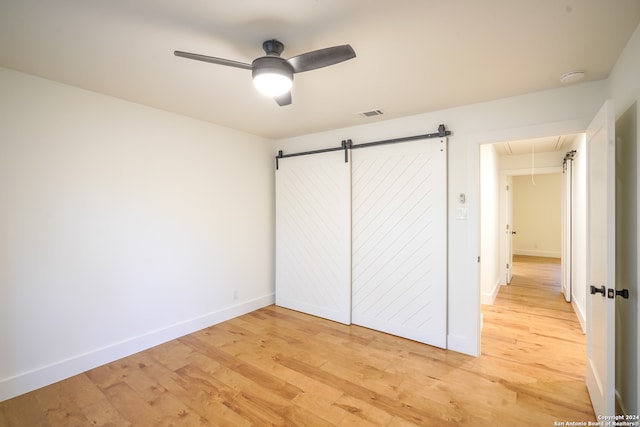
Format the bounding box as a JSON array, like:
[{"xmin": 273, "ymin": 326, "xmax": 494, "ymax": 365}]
[
  {"xmin": 287, "ymin": 45, "xmax": 355, "ymax": 73},
  {"xmin": 174, "ymin": 51, "xmax": 252, "ymax": 70},
  {"xmin": 275, "ymin": 92, "xmax": 292, "ymax": 106}
]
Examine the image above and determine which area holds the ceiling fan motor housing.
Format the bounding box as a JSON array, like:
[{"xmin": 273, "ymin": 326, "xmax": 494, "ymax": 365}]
[{"xmin": 252, "ymin": 56, "xmax": 294, "ymax": 81}]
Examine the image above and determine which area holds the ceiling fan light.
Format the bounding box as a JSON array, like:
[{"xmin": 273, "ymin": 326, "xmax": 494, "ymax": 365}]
[
  {"xmin": 252, "ymin": 56, "xmax": 294, "ymax": 97},
  {"xmin": 253, "ymin": 72, "xmax": 292, "ymax": 97}
]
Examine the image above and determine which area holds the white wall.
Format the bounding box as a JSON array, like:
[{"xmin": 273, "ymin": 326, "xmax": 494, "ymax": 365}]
[
  {"xmin": 511, "ymin": 174, "xmax": 562, "ymax": 258},
  {"xmin": 608, "ymin": 23, "xmax": 640, "ymax": 119},
  {"xmin": 277, "ymin": 79, "xmax": 607, "ymax": 356},
  {"xmin": 480, "ymin": 144, "xmax": 501, "ymax": 304},
  {"xmin": 0, "ymin": 67, "xmax": 276, "ymax": 401}
]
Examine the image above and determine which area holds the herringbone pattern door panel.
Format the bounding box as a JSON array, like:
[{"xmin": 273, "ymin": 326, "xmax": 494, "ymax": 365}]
[
  {"xmin": 351, "ymin": 139, "xmax": 447, "ymax": 347},
  {"xmin": 275, "ymin": 151, "xmax": 351, "ymax": 324}
]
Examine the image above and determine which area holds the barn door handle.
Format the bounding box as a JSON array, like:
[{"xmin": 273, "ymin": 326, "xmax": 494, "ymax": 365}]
[
  {"xmin": 590, "ymin": 285, "xmax": 605, "ymax": 296},
  {"xmin": 616, "ymin": 289, "xmax": 630, "ymax": 299}
]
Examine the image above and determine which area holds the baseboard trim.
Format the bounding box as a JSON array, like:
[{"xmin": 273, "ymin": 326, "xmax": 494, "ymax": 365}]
[
  {"xmin": 448, "ymin": 333, "xmax": 480, "ymax": 357},
  {"xmin": 481, "ymin": 278, "xmax": 502, "ymax": 305},
  {"xmin": 616, "ymin": 389, "xmax": 628, "ymax": 415},
  {"xmin": 0, "ymin": 294, "xmax": 275, "ymax": 403},
  {"xmin": 571, "ymin": 298, "xmax": 586, "ymax": 333},
  {"xmin": 513, "ymin": 249, "xmax": 561, "ymax": 258}
]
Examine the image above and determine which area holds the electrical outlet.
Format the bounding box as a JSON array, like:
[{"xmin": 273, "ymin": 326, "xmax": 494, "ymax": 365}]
[{"xmin": 456, "ymin": 207, "xmax": 468, "ymax": 220}]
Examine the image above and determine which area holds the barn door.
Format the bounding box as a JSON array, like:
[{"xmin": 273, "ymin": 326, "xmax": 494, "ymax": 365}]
[
  {"xmin": 275, "ymin": 150, "xmax": 351, "ymax": 324},
  {"xmin": 351, "ymin": 138, "xmax": 448, "ymax": 347},
  {"xmin": 561, "ymin": 155, "xmax": 573, "ymax": 302},
  {"xmin": 506, "ymin": 177, "xmax": 514, "ymax": 284}
]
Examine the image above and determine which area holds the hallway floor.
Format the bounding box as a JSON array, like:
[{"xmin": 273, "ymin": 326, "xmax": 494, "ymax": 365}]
[{"xmin": 480, "ymin": 255, "xmax": 595, "ymax": 424}]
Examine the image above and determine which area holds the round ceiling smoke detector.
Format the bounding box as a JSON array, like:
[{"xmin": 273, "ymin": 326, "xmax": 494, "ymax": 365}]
[{"xmin": 560, "ymin": 70, "xmax": 585, "ymax": 84}]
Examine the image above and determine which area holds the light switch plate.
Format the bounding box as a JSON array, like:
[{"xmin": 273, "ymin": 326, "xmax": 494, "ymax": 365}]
[{"xmin": 456, "ymin": 207, "xmax": 468, "ymax": 220}]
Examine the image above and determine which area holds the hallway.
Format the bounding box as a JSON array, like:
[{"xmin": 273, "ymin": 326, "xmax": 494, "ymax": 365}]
[{"xmin": 481, "ymin": 255, "xmax": 595, "ymax": 423}]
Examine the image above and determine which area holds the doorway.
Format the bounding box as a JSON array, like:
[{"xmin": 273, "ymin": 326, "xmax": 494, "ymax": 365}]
[
  {"xmin": 480, "ymin": 133, "xmax": 590, "ymax": 333},
  {"xmin": 480, "ymin": 135, "xmax": 575, "ymax": 307},
  {"xmin": 475, "ymin": 102, "xmax": 638, "ymax": 415}
]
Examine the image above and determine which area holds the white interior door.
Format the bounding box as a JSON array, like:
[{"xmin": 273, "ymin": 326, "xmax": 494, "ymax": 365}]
[
  {"xmin": 585, "ymin": 100, "xmax": 616, "ymax": 417},
  {"xmin": 562, "ymin": 158, "xmax": 573, "ymax": 302},
  {"xmin": 506, "ymin": 177, "xmax": 514, "ymax": 284},
  {"xmin": 275, "ymin": 150, "xmax": 351, "ymax": 324},
  {"xmin": 351, "ymin": 138, "xmax": 447, "ymax": 348}
]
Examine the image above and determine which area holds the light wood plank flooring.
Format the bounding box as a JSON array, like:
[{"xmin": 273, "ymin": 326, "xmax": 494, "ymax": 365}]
[{"xmin": 0, "ymin": 255, "xmax": 594, "ymax": 426}]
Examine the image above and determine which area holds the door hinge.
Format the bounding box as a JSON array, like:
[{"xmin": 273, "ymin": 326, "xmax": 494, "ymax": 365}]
[{"xmin": 506, "ymin": 263, "xmax": 510, "ymax": 269}]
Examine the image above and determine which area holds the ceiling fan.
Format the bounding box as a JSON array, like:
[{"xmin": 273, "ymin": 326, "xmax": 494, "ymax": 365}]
[{"xmin": 174, "ymin": 39, "xmax": 356, "ymax": 106}]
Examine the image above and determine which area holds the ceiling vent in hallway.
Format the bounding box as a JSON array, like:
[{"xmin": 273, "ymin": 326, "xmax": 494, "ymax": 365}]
[{"xmin": 359, "ymin": 109, "xmax": 385, "ymax": 118}]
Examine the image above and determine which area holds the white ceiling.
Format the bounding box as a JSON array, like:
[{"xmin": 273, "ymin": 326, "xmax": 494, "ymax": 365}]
[
  {"xmin": 1, "ymin": 1, "xmax": 639, "ymax": 140},
  {"xmin": 494, "ymin": 134, "xmax": 578, "ymax": 156}
]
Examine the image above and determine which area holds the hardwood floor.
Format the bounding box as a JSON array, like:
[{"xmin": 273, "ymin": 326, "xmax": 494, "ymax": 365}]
[{"xmin": 0, "ymin": 255, "xmax": 594, "ymax": 426}]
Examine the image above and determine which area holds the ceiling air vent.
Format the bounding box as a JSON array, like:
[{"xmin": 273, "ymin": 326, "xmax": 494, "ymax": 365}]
[{"xmin": 359, "ymin": 109, "xmax": 384, "ymax": 118}]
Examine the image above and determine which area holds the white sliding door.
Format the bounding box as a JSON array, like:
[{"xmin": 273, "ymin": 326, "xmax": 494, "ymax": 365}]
[
  {"xmin": 275, "ymin": 151, "xmax": 351, "ymax": 324},
  {"xmin": 351, "ymin": 138, "xmax": 448, "ymax": 348}
]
